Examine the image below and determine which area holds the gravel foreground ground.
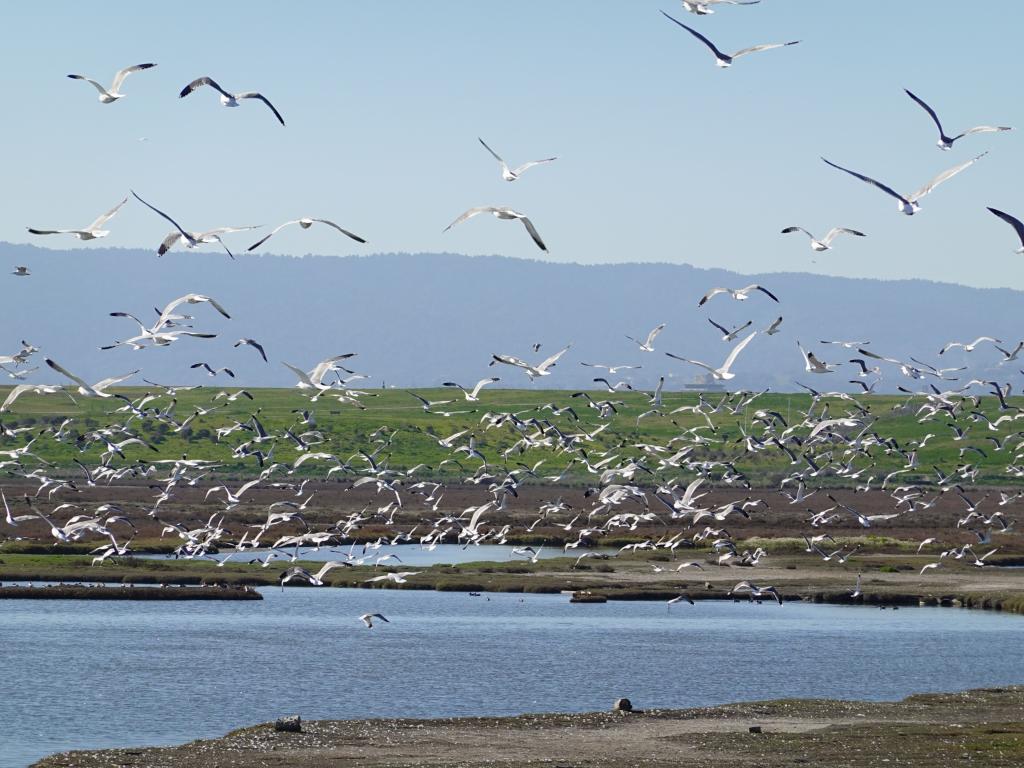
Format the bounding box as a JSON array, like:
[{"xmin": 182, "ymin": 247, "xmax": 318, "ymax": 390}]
[{"xmin": 35, "ymin": 687, "xmax": 1024, "ymax": 768}]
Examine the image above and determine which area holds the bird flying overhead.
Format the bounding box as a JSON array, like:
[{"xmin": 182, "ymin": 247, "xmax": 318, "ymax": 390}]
[
  {"xmin": 179, "ymin": 76, "xmax": 285, "ymax": 125},
  {"xmin": 661, "ymin": 11, "xmax": 799, "ymax": 68}
]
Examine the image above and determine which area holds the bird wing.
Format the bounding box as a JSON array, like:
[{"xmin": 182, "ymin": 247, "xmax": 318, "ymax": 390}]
[
  {"xmin": 730, "ymin": 41, "xmax": 800, "ymax": 59},
  {"xmin": 904, "ymin": 88, "xmax": 945, "ymax": 139},
  {"xmin": 157, "ymin": 231, "xmax": 186, "ymax": 256},
  {"xmin": 720, "ymin": 332, "xmax": 757, "ymax": 373},
  {"xmin": 645, "ymin": 323, "xmax": 667, "ymax": 346},
  {"xmin": 247, "ymin": 220, "xmax": 300, "ymax": 251},
  {"xmin": 708, "ymin": 317, "xmax": 729, "ymax": 335},
  {"xmin": 821, "ymin": 227, "xmax": 866, "ymax": 245},
  {"xmin": 67, "ymin": 74, "xmax": 109, "ymax": 96},
  {"xmin": 26, "ymin": 228, "xmax": 76, "ymax": 236},
  {"xmin": 987, "ymin": 207, "xmax": 1024, "ymax": 247},
  {"xmin": 660, "ymin": 11, "xmax": 727, "ymax": 61},
  {"xmin": 444, "ymin": 207, "xmax": 495, "ymax": 231},
  {"xmin": 907, "ymin": 152, "xmax": 986, "ymax": 203},
  {"xmin": 110, "ymin": 63, "xmax": 156, "ymax": 93},
  {"xmin": 954, "ymin": 125, "xmax": 1012, "ymax": 141},
  {"xmin": 518, "ymin": 216, "xmax": 548, "ymax": 251},
  {"xmin": 537, "ymin": 345, "xmax": 571, "ymax": 372},
  {"xmin": 1, "ymin": 384, "xmax": 35, "ymax": 412},
  {"xmin": 698, "ymin": 287, "xmax": 727, "ymax": 306},
  {"xmin": 752, "ymin": 285, "xmax": 780, "ymax": 303},
  {"xmin": 86, "ymin": 196, "xmax": 129, "ymax": 231},
  {"xmin": 236, "ymin": 92, "xmax": 286, "ymax": 126},
  {"xmin": 93, "ymin": 370, "xmax": 140, "ymax": 391},
  {"xmin": 470, "ymin": 377, "xmax": 498, "ymax": 398},
  {"xmin": 820, "ymin": 158, "xmax": 911, "ymax": 206},
  {"xmin": 665, "ymin": 352, "xmax": 715, "ymax": 374},
  {"xmin": 478, "ymin": 137, "xmax": 507, "ymax": 168},
  {"xmin": 45, "ymin": 359, "xmax": 91, "ymax": 390},
  {"xmin": 509, "ymin": 157, "xmax": 558, "ymax": 176},
  {"xmin": 492, "ymin": 354, "xmax": 531, "ymax": 370},
  {"xmin": 131, "ymin": 191, "xmax": 196, "ymax": 246},
  {"xmin": 310, "ymin": 354, "xmax": 356, "ymax": 386},
  {"xmin": 311, "ymin": 219, "xmax": 367, "ymax": 243},
  {"xmin": 198, "ymin": 225, "xmax": 261, "ymax": 237},
  {"xmin": 781, "ymin": 226, "xmax": 813, "ymax": 239},
  {"xmin": 246, "ymin": 339, "xmax": 268, "ymax": 362},
  {"xmin": 179, "ymin": 76, "xmax": 232, "ymax": 100}
]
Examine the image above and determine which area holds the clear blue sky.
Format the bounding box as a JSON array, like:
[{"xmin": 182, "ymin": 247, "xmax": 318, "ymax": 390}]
[{"xmin": 4, "ymin": 0, "xmax": 1023, "ymax": 288}]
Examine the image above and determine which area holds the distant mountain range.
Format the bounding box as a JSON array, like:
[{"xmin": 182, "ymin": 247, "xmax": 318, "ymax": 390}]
[{"xmin": 1, "ymin": 242, "xmax": 1020, "ymax": 393}]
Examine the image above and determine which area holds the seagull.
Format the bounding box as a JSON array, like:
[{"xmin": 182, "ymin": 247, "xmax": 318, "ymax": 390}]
[
  {"xmin": 444, "ymin": 206, "xmax": 547, "ymax": 252},
  {"xmin": 667, "ymin": 593, "xmax": 695, "ymax": 606},
  {"xmin": 821, "ymin": 154, "xmax": 986, "ymax": 216},
  {"xmin": 478, "ymin": 138, "xmax": 557, "ymax": 182},
  {"xmin": 364, "ymin": 571, "xmax": 422, "ymax": 584},
  {"xmin": 580, "ymin": 362, "xmax": 642, "ymax": 374},
  {"xmin": 939, "ymin": 337, "xmax": 1001, "ymax": 355},
  {"xmin": 698, "ymin": 285, "xmax": 778, "ymax": 306},
  {"xmin": 797, "ymin": 341, "xmax": 838, "ymax": 374},
  {"xmin": 764, "ymin": 316, "xmax": 784, "ymax": 335},
  {"xmin": 359, "ymin": 612, "xmax": 390, "ymax": 628},
  {"xmin": 626, "ymin": 323, "xmax": 666, "ymax": 352},
  {"xmin": 904, "ymin": 89, "xmax": 1012, "ymax": 151},
  {"xmin": 11, "ymin": 267, "xmax": 29, "ymax": 277},
  {"xmin": 190, "ymin": 362, "xmax": 234, "ymax": 378},
  {"xmin": 131, "ymin": 190, "xmax": 252, "ymax": 259},
  {"xmin": 27, "ymin": 196, "xmax": 128, "ymax": 240},
  {"xmin": 660, "ymin": 11, "xmax": 799, "ymax": 69},
  {"xmin": 443, "ymin": 378, "xmax": 500, "ymax": 402},
  {"xmin": 247, "ymin": 218, "xmax": 366, "ymax": 252},
  {"xmin": 44, "ymin": 359, "xmax": 137, "ymax": 398},
  {"xmin": 681, "ymin": 0, "xmax": 761, "ymax": 14},
  {"xmin": 179, "ymin": 76, "xmax": 285, "ymax": 126},
  {"xmin": 67, "ymin": 63, "xmax": 157, "ymax": 103},
  {"xmin": 491, "ymin": 345, "xmax": 570, "ymax": 380},
  {"xmin": 781, "ymin": 226, "xmax": 866, "ymax": 252},
  {"xmin": 234, "ymin": 338, "xmax": 268, "ymax": 362},
  {"xmin": 666, "ymin": 331, "xmax": 757, "ymax": 381},
  {"xmin": 728, "ymin": 580, "xmax": 783, "ymax": 605},
  {"xmin": 708, "ymin": 318, "xmax": 752, "ymax": 342},
  {"xmin": 282, "ymin": 354, "xmax": 357, "ymax": 397},
  {"xmin": 987, "ymin": 208, "xmax": 1024, "ymax": 254},
  {"xmin": 849, "ymin": 573, "xmax": 862, "ymax": 599}
]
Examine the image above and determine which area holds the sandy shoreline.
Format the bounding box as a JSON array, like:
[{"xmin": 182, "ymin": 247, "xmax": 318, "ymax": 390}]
[{"xmin": 33, "ymin": 686, "xmax": 1024, "ymax": 767}]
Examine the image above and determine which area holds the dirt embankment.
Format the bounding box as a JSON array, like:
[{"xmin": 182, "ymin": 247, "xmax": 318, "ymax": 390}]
[{"xmin": 34, "ymin": 687, "xmax": 1024, "ymax": 768}]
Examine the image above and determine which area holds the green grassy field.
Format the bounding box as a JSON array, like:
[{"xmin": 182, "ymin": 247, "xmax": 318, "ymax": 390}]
[{"xmin": 1, "ymin": 385, "xmax": 1020, "ymax": 486}]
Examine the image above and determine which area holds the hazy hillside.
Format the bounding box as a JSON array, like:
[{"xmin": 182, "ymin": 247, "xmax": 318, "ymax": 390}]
[{"xmin": 1, "ymin": 242, "xmax": 1020, "ymax": 392}]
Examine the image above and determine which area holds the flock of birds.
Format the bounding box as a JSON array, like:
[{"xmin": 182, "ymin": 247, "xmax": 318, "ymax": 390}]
[{"xmin": 2, "ymin": 2, "xmax": 1022, "ymax": 629}]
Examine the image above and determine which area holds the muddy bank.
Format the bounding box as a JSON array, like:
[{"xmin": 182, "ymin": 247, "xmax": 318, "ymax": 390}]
[
  {"xmin": 0, "ymin": 584, "xmax": 261, "ymax": 600},
  {"xmin": 34, "ymin": 686, "xmax": 1024, "ymax": 768}
]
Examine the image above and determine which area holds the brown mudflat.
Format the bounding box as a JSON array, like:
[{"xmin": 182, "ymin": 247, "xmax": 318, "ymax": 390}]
[{"xmin": 34, "ymin": 687, "xmax": 1024, "ymax": 768}]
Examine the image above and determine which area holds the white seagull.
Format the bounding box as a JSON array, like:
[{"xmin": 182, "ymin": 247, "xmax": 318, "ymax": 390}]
[
  {"xmin": 661, "ymin": 11, "xmax": 799, "ymax": 68},
  {"xmin": 626, "ymin": 323, "xmax": 666, "ymax": 352},
  {"xmin": 478, "ymin": 138, "xmax": 557, "ymax": 182},
  {"xmin": 44, "ymin": 359, "xmax": 137, "ymax": 398},
  {"xmin": 28, "ymin": 196, "xmax": 128, "ymax": 240},
  {"xmin": 179, "ymin": 76, "xmax": 285, "ymax": 126},
  {"xmin": 781, "ymin": 226, "xmax": 866, "ymax": 252},
  {"xmin": 797, "ymin": 341, "xmax": 839, "ymax": 374},
  {"xmin": 698, "ymin": 284, "xmax": 779, "ymax": 306},
  {"xmin": 12, "ymin": 266, "xmax": 29, "ymax": 277},
  {"xmin": 444, "ymin": 207, "xmax": 547, "ymax": 252},
  {"xmin": 821, "ymin": 153, "xmax": 986, "ymax": 216},
  {"xmin": 666, "ymin": 331, "xmax": 757, "ymax": 381},
  {"xmin": 131, "ymin": 191, "xmax": 254, "ymax": 259},
  {"xmin": 491, "ymin": 345, "xmax": 570, "ymax": 380},
  {"xmin": 247, "ymin": 218, "xmax": 366, "ymax": 252},
  {"xmin": 359, "ymin": 613, "xmax": 390, "ymax": 628},
  {"xmin": 282, "ymin": 354, "xmax": 357, "ymax": 398},
  {"xmin": 443, "ymin": 378, "xmax": 500, "ymax": 402},
  {"xmin": 987, "ymin": 208, "xmax": 1024, "ymax": 254},
  {"xmin": 904, "ymin": 89, "xmax": 1012, "ymax": 151},
  {"xmin": 67, "ymin": 63, "xmax": 157, "ymax": 103}
]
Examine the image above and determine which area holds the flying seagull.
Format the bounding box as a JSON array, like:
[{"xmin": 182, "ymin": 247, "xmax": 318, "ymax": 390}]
[
  {"xmin": 666, "ymin": 331, "xmax": 757, "ymax": 380},
  {"xmin": 821, "ymin": 153, "xmax": 986, "ymax": 216},
  {"xmin": 904, "ymin": 89, "xmax": 1012, "ymax": 151},
  {"xmin": 179, "ymin": 77, "xmax": 285, "ymax": 126},
  {"xmin": 987, "ymin": 208, "xmax": 1024, "ymax": 254},
  {"xmin": 781, "ymin": 226, "xmax": 866, "ymax": 252},
  {"xmin": 698, "ymin": 284, "xmax": 778, "ymax": 306},
  {"xmin": 67, "ymin": 63, "xmax": 156, "ymax": 103},
  {"xmin": 764, "ymin": 316, "xmax": 784, "ymax": 335},
  {"xmin": 478, "ymin": 138, "xmax": 557, "ymax": 182},
  {"xmin": 131, "ymin": 190, "xmax": 253, "ymax": 259},
  {"xmin": 626, "ymin": 323, "xmax": 666, "ymax": 352},
  {"xmin": 708, "ymin": 318, "xmax": 752, "ymax": 342},
  {"xmin": 12, "ymin": 266, "xmax": 29, "ymax": 277},
  {"xmin": 443, "ymin": 378, "xmax": 500, "ymax": 402},
  {"xmin": 444, "ymin": 207, "xmax": 547, "ymax": 252},
  {"xmin": 28, "ymin": 196, "xmax": 128, "ymax": 240},
  {"xmin": 797, "ymin": 341, "xmax": 839, "ymax": 374},
  {"xmin": 359, "ymin": 613, "xmax": 390, "ymax": 628},
  {"xmin": 681, "ymin": 0, "xmax": 761, "ymax": 14},
  {"xmin": 234, "ymin": 338, "xmax": 268, "ymax": 362},
  {"xmin": 660, "ymin": 11, "xmax": 799, "ymax": 68},
  {"xmin": 45, "ymin": 359, "xmax": 137, "ymax": 398},
  {"xmin": 491, "ymin": 345, "xmax": 571, "ymax": 380},
  {"xmin": 247, "ymin": 218, "xmax": 366, "ymax": 252}
]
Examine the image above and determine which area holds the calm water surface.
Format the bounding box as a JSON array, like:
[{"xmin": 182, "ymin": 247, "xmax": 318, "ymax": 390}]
[{"xmin": 2, "ymin": 588, "xmax": 1022, "ymax": 767}]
